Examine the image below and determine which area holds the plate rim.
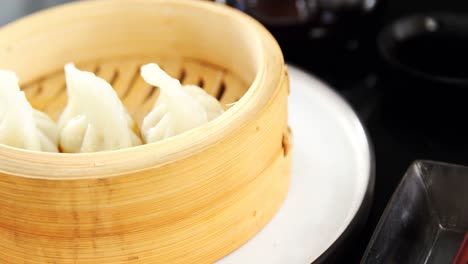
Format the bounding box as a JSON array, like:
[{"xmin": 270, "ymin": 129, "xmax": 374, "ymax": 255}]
[{"xmin": 286, "ymin": 64, "xmax": 375, "ymax": 263}]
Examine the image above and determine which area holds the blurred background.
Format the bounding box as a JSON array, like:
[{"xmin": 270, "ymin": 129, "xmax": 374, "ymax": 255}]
[
  {"xmin": 1, "ymin": 0, "xmax": 468, "ymax": 263},
  {"xmin": 0, "ymin": 0, "xmax": 70, "ymax": 25}
]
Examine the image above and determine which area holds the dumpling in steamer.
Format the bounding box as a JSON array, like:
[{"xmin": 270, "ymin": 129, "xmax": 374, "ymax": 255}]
[
  {"xmin": 140, "ymin": 63, "xmax": 224, "ymax": 143},
  {"xmin": 0, "ymin": 71, "xmax": 59, "ymax": 152},
  {"xmin": 58, "ymin": 63, "xmax": 141, "ymax": 153}
]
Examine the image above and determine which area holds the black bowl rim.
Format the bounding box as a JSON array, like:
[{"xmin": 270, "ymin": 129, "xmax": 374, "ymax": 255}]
[{"xmin": 377, "ymin": 12, "xmax": 468, "ymax": 86}]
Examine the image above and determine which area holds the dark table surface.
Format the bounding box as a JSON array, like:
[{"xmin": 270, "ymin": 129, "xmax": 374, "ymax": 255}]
[
  {"xmin": 2, "ymin": 0, "xmax": 468, "ymax": 263},
  {"xmin": 273, "ymin": 0, "xmax": 468, "ymax": 262}
]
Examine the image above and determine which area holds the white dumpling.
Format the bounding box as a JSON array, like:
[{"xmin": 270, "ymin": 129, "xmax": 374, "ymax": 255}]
[
  {"xmin": 0, "ymin": 71, "xmax": 59, "ymax": 152},
  {"xmin": 58, "ymin": 63, "xmax": 141, "ymax": 153},
  {"xmin": 140, "ymin": 63, "xmax": 224, "ymax": 143}
]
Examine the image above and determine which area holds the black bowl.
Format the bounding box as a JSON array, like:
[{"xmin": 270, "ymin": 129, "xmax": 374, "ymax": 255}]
[
  {"xmin": 377, "ymin": 13, "xmax": 468, "ymax": 145},
  {"xmin": 378, "ymin": 13, "xmax": 468, "ymax": 85}
]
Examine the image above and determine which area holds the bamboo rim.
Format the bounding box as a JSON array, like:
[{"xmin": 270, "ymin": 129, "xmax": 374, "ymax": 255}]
[{"xmin": 0, "ymin": 0, "xmax": 286, "ymax": 179}]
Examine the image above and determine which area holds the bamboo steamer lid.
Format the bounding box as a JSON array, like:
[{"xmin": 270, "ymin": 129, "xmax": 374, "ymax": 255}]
[{"xmin": 0, "ymin": 0, "xmax": 291, "ymax": 262}]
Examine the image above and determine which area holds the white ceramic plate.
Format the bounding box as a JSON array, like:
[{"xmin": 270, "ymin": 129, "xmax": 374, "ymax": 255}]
[{"xmin": 219, "ymin": 65, "xmax": 372, "ymax": 263}]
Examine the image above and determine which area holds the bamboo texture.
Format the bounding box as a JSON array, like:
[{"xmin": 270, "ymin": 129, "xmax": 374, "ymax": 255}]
[{"xmin": 0, "ymin": 0, "xmax": 291, "ymax": 262}]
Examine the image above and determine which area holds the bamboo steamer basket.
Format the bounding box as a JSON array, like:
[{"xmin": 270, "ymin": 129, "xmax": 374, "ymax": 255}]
[{"xmin": 0, "ymin": 0, "xmax": 291, "ymax": 263}]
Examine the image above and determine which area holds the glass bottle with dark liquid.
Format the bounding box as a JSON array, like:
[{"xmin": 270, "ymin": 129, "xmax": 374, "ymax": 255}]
[{"xmin": 224, "ymin": 0, "xmax": 385, "ymax": 90}]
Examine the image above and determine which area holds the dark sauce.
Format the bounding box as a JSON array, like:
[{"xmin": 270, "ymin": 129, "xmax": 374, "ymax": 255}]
[{"xmin": 394, "ymin": 33, "xmax": 468, "ymax": 79}]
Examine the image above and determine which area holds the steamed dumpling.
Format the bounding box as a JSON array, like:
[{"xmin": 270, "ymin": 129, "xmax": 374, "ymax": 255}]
[
  {"xmin": 0, "ymin": 71, "xmax": 59, "ymax": 152},
  {"xmin": 58, "ymin": 63, "xmax": 141, "ymax": 153},
  {"xmin": 140, "ymin": 63, "xmax": 224, "ymax": 143}
]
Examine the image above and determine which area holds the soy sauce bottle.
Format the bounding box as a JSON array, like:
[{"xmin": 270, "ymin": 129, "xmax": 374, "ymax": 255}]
[{"xmin": 224, "ymin": 0, "xmax": 385, "ymax": 91}]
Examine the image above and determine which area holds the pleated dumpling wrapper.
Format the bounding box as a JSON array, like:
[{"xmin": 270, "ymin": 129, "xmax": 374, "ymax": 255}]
[
  {"xmin": 140, "ymin": 63, "xmax": 224, "ymax": 143},
  {"xmin": 0, "ymin": 70, "xmax": 59, "ymax": 152},
  {"xmin": 58, "ymin": 63, "xmax": 142, "ymax": 153}
]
